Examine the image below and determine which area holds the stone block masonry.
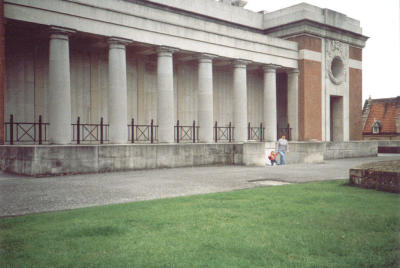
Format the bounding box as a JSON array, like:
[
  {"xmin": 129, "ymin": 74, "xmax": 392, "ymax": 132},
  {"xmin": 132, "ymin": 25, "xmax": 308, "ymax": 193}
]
[
  {"xmin": 0, "ymin": 144, "xmax": 243, "ymax": 176},
  {"xmin": 0, "ymin": 141, "xmax": 379, "ymax": 176},
  {"xmin": 350, "ymin": 160, "xmax": 400, "ymax": 193},
  {"xmin": 324, "ymin": 141, "xmax": 377, "ymax": 160}
]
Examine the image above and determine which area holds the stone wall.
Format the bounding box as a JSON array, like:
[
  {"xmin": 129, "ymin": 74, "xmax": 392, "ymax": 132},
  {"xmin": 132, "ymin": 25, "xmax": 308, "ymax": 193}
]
[
  {"xmin": 376, "ymin": 140, "xmax": 400, "ymax": 147},
  {"xmin": 324, "ymin": 141, "xmax": 377, "ymax": 159},
  {"xmin": 0, "ymin": 141, "xmax": 381, "ymax": 176},
  {"xmin": 287, "ymin": 142, "xmax": 325, "ymax": 163},
  {"xmin": 350, "ymin": 160, "xmax": 400, "ymax": 193},
  {"xmin": 376, "ymin": 140, "xmax": 400, "ymax": 153},
  {"xmin": 0, "ymin": 143, "xmax": 243, "ymax": 176}
]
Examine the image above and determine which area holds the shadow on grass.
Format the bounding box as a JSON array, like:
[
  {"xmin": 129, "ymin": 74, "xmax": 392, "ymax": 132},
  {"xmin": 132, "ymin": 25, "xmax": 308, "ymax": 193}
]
[{"xmin": 67, "ymin": 226, "xmax": 127, "ymax": 238}]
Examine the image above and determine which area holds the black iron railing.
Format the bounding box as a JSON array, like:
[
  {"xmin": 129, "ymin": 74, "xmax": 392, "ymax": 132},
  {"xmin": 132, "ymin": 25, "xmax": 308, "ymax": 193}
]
[
  {"xmin": 4, "ymin": 114, "xmax": 49, "ymax": 144},
  {"xmin": 214, "ymin": 121, "xmax": 234, "ymax": 142},
  {"xmin": 128, "ymin": 119, "xmax": 158, "ymax": 143},
  {"xmin": 72, "ymin": 117, "xmax": 109, "ymax": 144},
  {"xmin": 174, "ymin": 120, "xmax": 199, "ymax": 143},
  {"xmin": 277, "ymin": 124, "xmax": 291, "ymax": 141},
  {"xmin": 248, "ymin": 122, "xmax": 265, "ymax": 141}
]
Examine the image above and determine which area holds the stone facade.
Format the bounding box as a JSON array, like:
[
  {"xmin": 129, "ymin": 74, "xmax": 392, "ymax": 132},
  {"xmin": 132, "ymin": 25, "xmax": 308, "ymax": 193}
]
[
  {"xmin": 265, "ymin": 4, "xmax": 367, "ymax": 141},
  {"xmin": 0, "ymin": 1, "xmax": 370, "ymax": 175},
  {"xmin": 1, "ymin": 0, "xmax": 368, "ymax": 144}
]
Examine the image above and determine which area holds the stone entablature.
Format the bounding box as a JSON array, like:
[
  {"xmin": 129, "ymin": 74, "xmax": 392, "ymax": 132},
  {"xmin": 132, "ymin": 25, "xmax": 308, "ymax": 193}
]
[
  {"xmin": 263, "ymin": 3, "xmax": 367, "ymax": 48},
  {"xmin": 3, "ymin": 0, "xmax": 298, "ymax": 68}
]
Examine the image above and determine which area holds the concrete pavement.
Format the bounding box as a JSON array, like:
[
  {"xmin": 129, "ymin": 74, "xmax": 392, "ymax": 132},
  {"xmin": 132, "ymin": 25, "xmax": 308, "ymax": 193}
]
[{"xmin": 1, "ymin": 154, "xmax": 399, "ymax": 217}]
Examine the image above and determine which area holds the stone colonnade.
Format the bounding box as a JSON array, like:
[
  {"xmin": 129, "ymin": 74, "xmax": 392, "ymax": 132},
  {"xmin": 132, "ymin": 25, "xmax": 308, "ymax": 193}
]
[{"xmin": 46, "ymin": 27, "xmax": 299, "ymax": 144}]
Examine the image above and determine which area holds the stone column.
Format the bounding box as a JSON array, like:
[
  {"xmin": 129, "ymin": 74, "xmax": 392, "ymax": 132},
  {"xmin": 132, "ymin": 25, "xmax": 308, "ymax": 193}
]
[
  {"xmin": 233, "ymin": 60, "xmax": 250, "ymax": 142},
  {"xmin": 108, "ymin": 37, "xmax": 131, "ymax": 144},
  {"xmin": 263, "ymin": 65, "xmax": 279, "ymax": 142},
  {"xmin": 157, "ymin": 46, "xmax": 177, "ymax": 143},
  {"xmin": 287, "ymin": 69, "xmax": 299, "ymax": 140},
  {"xmin": 197, "ymin": 54, "xmax": 216, "ymax": 143},
  {"xmin": 48, "ymin": 26, "xmax": 75, "ymax": 144}
]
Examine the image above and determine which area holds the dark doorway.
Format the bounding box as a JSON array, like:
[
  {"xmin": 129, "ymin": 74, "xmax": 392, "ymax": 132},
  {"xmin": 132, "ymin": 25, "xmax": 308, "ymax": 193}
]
[{"xmin": 330, "ymin": 95, "xmax": 343, "ymax": 141}]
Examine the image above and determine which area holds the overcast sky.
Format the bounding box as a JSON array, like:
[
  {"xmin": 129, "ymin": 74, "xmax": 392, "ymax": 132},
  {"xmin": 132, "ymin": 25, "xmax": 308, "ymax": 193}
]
[{"xmin": 245, "ymin": 0, "xmax": 400, "ymax": 102}]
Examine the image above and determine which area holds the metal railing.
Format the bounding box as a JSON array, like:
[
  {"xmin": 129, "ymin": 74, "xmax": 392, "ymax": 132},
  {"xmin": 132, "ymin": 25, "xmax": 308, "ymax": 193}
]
[
  {"xmin": 277, "ymin": 124, "xmax": 291, "ymax": 141},
  {"xmin": 248, "ymin": 122, "xmax": 265, "ymax": 141},
  {"xmin": 128, "ymin": 119, "xmax": 158, "ymax": 143},
  {"xmin": 214, "ymin": 121, "xmax": 234, "ymax": 142},
  {"xmin": 72, "ymin": 117, "xmax": 109, "ymax": 144},
  {"xmin": 4, "ymin": 114, "xmax": 49, "ymax": 144},
  {"xmin": 174, "ymin": 120, "xmax": 199, "ymax": 143}
]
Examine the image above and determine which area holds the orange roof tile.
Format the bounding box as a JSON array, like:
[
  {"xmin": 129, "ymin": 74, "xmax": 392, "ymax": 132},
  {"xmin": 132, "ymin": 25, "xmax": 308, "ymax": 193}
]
[{"xmin": 362, "ymin": 97, "xmax": 400, "ymax": 134}]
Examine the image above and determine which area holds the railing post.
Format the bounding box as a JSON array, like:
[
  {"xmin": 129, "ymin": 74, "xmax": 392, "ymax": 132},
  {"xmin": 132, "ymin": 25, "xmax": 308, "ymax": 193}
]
[
  {"xmin": 229, "ymin": 122, "xmax": 232, "ymax": 143},
  {"xmin": 287, "ymin": 123, "xmax": 291, "ymax": 141},
  {"xmin": 193, "ymin": 120, "xmax": 196, "ymax": 143},
  {"xmin": 100, "ymin": 117, "xmax": 104, "ymax": 144},
  {"xmin": 259, "ymin": 122, "xmax": 263, "ymax": 142},
  {"xmin": 176, "ymin": 120, "xmax": 180, "ymax": 143},
  {"xmin": 76, "ymin": 116, "xmax": 80, "ymax": 144},
  {"xmin": 9, "ymin": 114, "xmax": 13, "ymax": 145},
  {"xmin": 248, "ymin": 122, "xmax": 250, "ymax": 140},
  {"xmin": 150, "ymin": 119, "xmax": 154, "ymax": 144},
  {"xmin": 39, "ymin": 115, "xmax": 43, "ymax": 145},
  {"xmin": 263, "ymin": 127, "xmax": 265, "ymax": 141},
  {"xmin": 131, "ymin": 118, "xmax": 134, "ymax": 144},
  {"xmin": 214, "ymin": 121, "xmax": 217, "ymax": 143}
]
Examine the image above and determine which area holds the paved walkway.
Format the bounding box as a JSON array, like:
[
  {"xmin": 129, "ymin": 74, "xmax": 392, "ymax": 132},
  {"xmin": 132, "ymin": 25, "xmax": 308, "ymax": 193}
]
[{"xmin": 1, "ymin": 154, "xmax": 399, "ymax": 217}]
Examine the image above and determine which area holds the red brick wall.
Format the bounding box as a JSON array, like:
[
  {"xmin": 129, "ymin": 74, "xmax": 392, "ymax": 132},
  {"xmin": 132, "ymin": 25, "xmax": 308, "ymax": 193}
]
[
  {"xmin": 0, "ymin": 0, "xmax": 4, "ymax": 144},
  {"xmin": 349, "ymin": 46, "xmax": 363, "ymax": 140},
  {"xmin": 287, "ymin": 35, "xmax": 322, "ymax": 52},
  {"xmin": 291, "ymin": 35, "xmax": 322, "ymax": 141},
  {"xmin": 349, "ymin": 46, "xmax": 362, "ymax": 61},
  {"xmin": 298, "ymin": 59, "xmax": 322, "ymax": 141},
  {"xmin": 349, "ymin": 68, "xmax": 362, "ymax": 140}
]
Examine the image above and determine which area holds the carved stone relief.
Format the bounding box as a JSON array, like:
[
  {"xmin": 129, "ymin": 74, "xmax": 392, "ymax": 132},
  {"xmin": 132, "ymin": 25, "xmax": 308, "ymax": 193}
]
[{"xmin": 326, "ymin": 40, "xmax": 348, "ymax": 85}]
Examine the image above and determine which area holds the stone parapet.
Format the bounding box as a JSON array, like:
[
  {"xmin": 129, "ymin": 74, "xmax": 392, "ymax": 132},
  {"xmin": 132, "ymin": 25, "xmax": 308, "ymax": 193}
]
[
  {"xmin": 376, "ymin": 140, "xmax": 400, "ymax": 153},
  {"xmin": 350, "ymin": 160, "xmax": 400, "ymax": 193},
  {"xmin": 324, "ymin": 141, "xmax": 378, "ymax": 159},
  {"xmin": 0, "ymin": 144, "xmax": 243, "ymax": 177},
  {"xmin": 0, "ymin": 141, "xmax": 382, "ymax": 176},
  {"xmin": 286, "ymin": 142, "xmax": 325, "ymax": 164}
]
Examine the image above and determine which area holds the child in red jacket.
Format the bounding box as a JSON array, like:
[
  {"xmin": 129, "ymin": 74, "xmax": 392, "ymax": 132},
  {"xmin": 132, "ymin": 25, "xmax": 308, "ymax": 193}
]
[{"xmin": 268, "ymin": 151, "xmax": 278, "ymax": 166}]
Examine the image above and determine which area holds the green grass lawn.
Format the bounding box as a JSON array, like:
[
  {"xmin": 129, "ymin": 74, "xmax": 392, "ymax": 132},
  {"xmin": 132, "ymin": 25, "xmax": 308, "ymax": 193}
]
[{"xmin": 1, "ymin": 180, "xmax": 399, "ymax": 268}]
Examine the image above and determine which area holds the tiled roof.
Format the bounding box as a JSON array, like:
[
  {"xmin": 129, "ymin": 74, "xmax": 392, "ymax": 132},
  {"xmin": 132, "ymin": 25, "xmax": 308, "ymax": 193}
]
[{"xmin": 362, "ymin": 97, "xmax": 400, "ymax": 134}]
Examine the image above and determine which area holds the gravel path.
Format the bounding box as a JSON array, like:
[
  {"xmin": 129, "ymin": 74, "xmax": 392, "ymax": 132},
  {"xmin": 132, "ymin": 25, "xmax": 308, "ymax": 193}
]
[{"xmin": 1, "ymin": 154, "xmax": 399, "ymax": 217}]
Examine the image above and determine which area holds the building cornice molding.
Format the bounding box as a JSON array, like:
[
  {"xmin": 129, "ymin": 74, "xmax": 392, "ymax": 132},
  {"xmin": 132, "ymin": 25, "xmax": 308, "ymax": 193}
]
[{"xmin": 264, "ymin": 20, "xmax": 368, "ymax": 48}]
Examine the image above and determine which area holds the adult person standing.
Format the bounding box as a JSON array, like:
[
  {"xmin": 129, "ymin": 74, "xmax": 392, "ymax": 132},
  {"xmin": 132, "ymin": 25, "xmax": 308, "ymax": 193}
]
[{"xmin": 276, "ymin": 135, "xmax": 289, "ymax": 165}]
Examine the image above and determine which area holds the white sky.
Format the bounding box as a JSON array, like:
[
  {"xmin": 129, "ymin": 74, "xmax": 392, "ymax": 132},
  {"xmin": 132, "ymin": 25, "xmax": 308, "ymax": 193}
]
[{"xmin": 245, "ymin": 0, "xmax": 400, "ymax": 102}]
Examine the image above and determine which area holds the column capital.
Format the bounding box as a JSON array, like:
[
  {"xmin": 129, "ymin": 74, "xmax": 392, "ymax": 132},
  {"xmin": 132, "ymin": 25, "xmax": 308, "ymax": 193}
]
[
  {"xmin": 49, "ymin": 26, "xmax": 76, "ymax": 40},
  {"xmin": 263, "ymin": 64, "xmax": 280, "ymax": 73},
  {"xmin": 108, "ymin": 37, "xmax": 132, "ymax": 49},
  {"xmin": 232, "ymin": 59, "xmax": 251, "ymax": 68},
  {"xmin": 49, "ymin": 26, "xmax": 76, "ymax": 35},
  {"xmin": 197, "ymin": 53, "xmax": 217, "ymax": 63},
  {"xmin": 156, "ymin": 46, "xmax": 179, "ymax": 56},
  {"xmin": 287, "ymin": 68, "xmax": 300, "ymax": 75}
]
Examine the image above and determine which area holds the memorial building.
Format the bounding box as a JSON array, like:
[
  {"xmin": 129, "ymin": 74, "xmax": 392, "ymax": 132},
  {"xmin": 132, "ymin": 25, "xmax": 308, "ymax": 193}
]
[{"xmin": 0, "ymin": 0, "xmax": 371, "ymax": 176}]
